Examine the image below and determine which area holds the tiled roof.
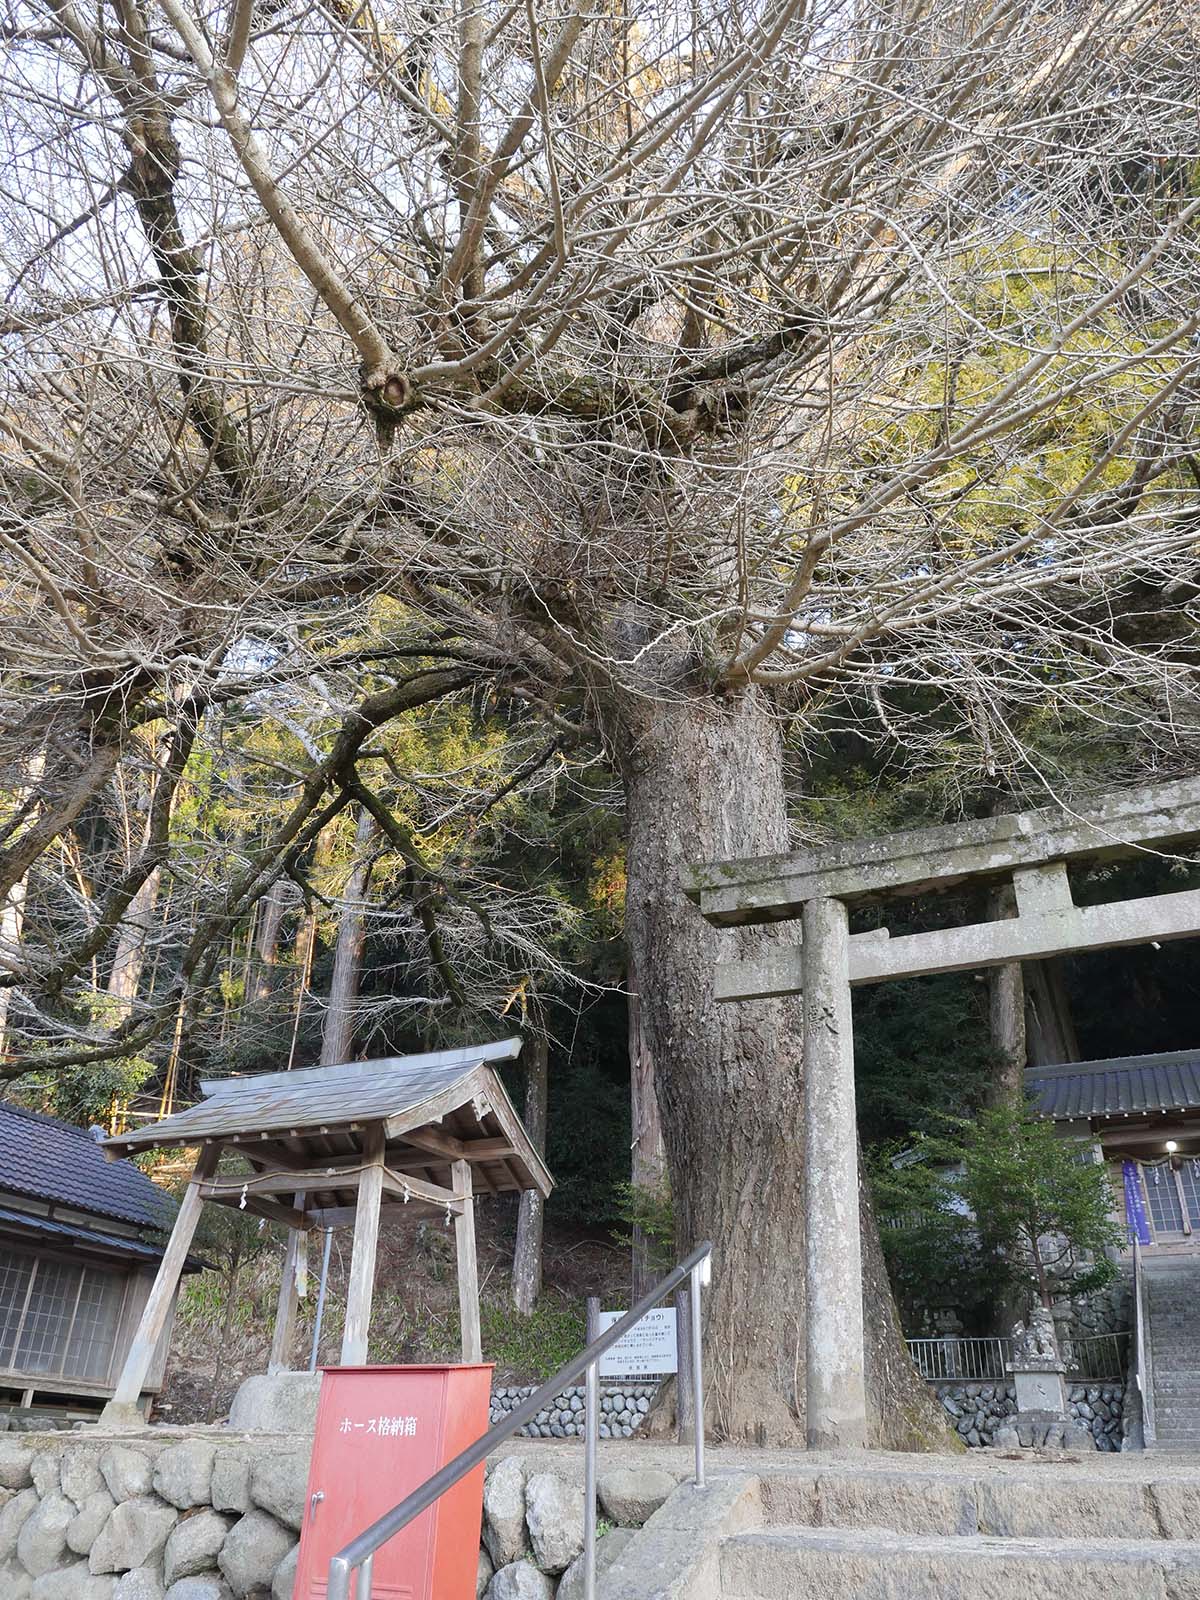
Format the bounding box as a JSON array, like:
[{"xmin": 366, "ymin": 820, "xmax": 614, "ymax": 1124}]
[
  {"xmin": 0, "ymin": 1206, "xmax": 168, "ymax": 1259},
  {"xmin": 0, "ymin": 1102, "xmax": 171, "ymax": 1229},
  {"xmin": 1027, "ymin": 1050, "xmax": 1200, "ymax": 1121}
]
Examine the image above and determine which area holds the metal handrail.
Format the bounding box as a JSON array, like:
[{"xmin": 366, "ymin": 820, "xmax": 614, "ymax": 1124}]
[
  {"xmin": 1133, "ymin": 1237, "xmax": 1156, "ymax": 1445},
  {"xmin": 326, "ymin": 1240, "xmax": 713, "ymax": 1600}
]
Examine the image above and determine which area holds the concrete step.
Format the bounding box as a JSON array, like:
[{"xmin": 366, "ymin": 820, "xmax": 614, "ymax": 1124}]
[
  {"xmin": 756, "ymin": 1467, "xmax": 1197, "ymax": 1543},
  {"xmin": 720, "ymin": 1526, "xmax": 1200, "ymax": 1599}
]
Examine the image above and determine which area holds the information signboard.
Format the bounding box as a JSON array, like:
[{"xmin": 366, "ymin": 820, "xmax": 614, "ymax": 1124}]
[{"xmin": 596, "ymin": 1306, "xmax": 678, "ymax": 1377}]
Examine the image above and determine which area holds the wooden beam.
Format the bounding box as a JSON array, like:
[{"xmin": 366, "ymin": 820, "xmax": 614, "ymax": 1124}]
[
  {"xmin": 460, "ymin": 1138, "xmax": 518, "ymax": 1161},
  {"xmin": 308, "ymin": 1205, "xmax": 359, "ymax": 1229},
  {"xmin": 715, "ymin": 886, "xmax": 1200, "ymax": 999},
  {"xmin": 341, "ymin": 1125, "xmax": 386, "ymax": 1364},
  {"xmin": 101, "ymin": 1143, "xmax": 222, "ymax": 1422},
  {"xmin": 205, "ymin": 1193, "xmax": 309, "ymax": 1230},
  {"xmin": 381, "ymin": 1167, "xmax": 462, "ymax": 1211},
  {"xmin": 401, "ymin": 1127, "xmax": 465, "ymax": 1161},
  {"xmin": 202, "ymin": 1168, "xmax": 367, "ymax": 1201},
  {"xmin": 268, "ymin": 1194, "xmax": 305, "ymax": 1374},
  {"xmin": 453, "ymin": 1158, "xmax": 482, "ymax": 1364}
]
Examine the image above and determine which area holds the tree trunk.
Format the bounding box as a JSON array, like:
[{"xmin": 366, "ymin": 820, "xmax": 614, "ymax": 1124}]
[
  {"xmin": 1024, "ymin": 959, "xmax": 1079, "ymax": 1065},
  {"xmin": 320, "ymin": 807, "xmax": 378, "ymax": 1067},
  {"xmin": 251, "ymin": 879, "xmax": 290, "ymax": 1004},
  {"xmin": 610, "ymin": 681, "xmax": 945, "ymax": 1448},
  {"xmin": 107, "ymin": 866, "xmax": 162, "ymax": 1017},
  {"xmin": 512, "ymin": 1032, "xmax": 549, "ymax": 1316},
  {"xmin": 628, "ymin": 946, "xmax": 668, "ymax": 1299},
  {"xmin": 0, "ymin": 872, "xmax": 30, "ymax": 1059},
  {"xmin": 987, "ymin": 885, "xmax": 1027, "ymax": 1106}
]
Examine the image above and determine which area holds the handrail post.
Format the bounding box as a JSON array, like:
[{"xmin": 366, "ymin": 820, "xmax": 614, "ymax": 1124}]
[
  {"xmin": 584, "ymin": 1358, "xmax": 599, "ymax": 1600},
  {"xmin": 324, "ymin": 1241, "xmax": 712, "ymax": 1593},
  {"xmin": 327, "ymin": 1556, "xmax": 352, "ymax": 1600},
  {"xmin": 690, "ymin": 1257, "xmax": 706, "ymax": 1487}
]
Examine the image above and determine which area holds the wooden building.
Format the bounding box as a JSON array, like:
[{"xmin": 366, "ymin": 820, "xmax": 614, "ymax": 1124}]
[
  {"xmin": 99, "ymin": 1038, "xmax": 552, "ymax": 1424},
  {"xmin": 0, "ymin": 1102, "xmax": 182, "ymax": 1419},
  {"xmin": 1028, "ymin": 1049, "xmax": 1200, "ymax": 1250}
]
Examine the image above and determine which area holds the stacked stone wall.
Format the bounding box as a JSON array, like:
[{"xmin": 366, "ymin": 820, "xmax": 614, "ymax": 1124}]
[
  {"xmin": 488, "ymin": 1385, "xmax": 660, "ymax": 1440},
  {"xmin": 0, "ymin": 1434, "xmax": 678, "ymax": 1600},
  {"xmin": 932, "ymin": 1380, "xmax": 1126, "ymax": 1449}
]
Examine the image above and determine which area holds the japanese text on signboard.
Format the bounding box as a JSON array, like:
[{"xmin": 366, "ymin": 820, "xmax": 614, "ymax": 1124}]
[
  {"xmin": 596, "ymin": 1307, "xmax": 677, "ymax": 1377},
  {"xmin": 339, "ymin": 1415, "xmax": 420, "ymax": 1436}
]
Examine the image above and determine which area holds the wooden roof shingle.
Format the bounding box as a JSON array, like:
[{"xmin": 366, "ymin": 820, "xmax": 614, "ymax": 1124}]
[{"xmin": 102, "ymin": 1038, "xmax": 553, "ymax": 1201}]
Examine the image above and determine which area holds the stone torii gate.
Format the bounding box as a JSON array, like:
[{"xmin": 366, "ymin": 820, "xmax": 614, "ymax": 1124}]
[{"xmin": 684, "ymin": 778, "xmax": 1200, "ymax": 1450}]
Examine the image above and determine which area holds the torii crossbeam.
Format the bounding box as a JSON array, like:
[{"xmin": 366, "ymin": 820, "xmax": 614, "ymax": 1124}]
[{"xmin": 684, "ymin": 777, "xmax": 1200, "ymax": 1450}]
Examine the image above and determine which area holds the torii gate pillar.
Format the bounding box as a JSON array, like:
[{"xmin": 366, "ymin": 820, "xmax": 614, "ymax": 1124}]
[
  {"xmin": 801, "ymin": 897, "xmax": 867, "ymax": 1448},
  {"xmin": 686, "ymin": 777, "xmax": 1200, "ymax": 1454}
]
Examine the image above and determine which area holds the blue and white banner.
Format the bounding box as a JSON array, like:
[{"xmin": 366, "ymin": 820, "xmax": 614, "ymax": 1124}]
[{"xmin": 1123, "ymin": 1159, "xmax": 1152, "ymax": 1246}]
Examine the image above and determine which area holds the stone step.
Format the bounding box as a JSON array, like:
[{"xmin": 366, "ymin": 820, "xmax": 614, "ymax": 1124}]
[
  {"xmin": 755, "ymin": 1468, "xmax": 1197, "ymax": 1543},
  {"xmin": 719, "ymin": 1526, "xmax": 1200, "ymax": 1599}
]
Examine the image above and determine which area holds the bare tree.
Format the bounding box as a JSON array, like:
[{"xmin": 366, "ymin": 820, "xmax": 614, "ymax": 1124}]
[
  {"xmin": 2, "ymin": 0, "xmax": 1198, "ymax": 1440},
  {"xmin": 319, "ymin": 806, "xmax": 379, "ymax": 1065},
  {"xmin": 512, "ymin": 1030, "xmax": 549, "ymax": 1316}
]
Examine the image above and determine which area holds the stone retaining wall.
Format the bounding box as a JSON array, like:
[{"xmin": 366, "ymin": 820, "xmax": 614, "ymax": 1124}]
[
  {"xmin": 0, "ymin": 1432, "xmax": 678, "ymax": 1600},
  {"xmin": 488, "ymin": 1386, "xmax": 660, "ymax": 1440},
  {"xmin": 932, "ymin": 1380, "xmax": 1126, "ymax": 1450}
]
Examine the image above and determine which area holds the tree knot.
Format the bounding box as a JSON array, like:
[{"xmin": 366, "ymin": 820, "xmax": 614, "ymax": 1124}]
[{"xmin": 360, "ymin": 364, "xmax": 415, "ymax": 418}]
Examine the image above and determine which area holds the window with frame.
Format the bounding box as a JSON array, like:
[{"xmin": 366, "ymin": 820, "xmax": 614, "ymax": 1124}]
[{"xmin": 0, "ymin": 1245, "xmax": 127, "ymax": 1381}]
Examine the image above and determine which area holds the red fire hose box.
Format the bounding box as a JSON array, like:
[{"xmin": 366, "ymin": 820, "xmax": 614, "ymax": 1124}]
[{"xmin": 294, "ymin": 1364, "xmax": 494, "ymax": 1599}]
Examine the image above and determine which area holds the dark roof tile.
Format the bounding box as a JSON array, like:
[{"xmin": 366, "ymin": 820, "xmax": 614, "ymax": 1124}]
[
  {"xmin": 0, "ymin": 1102, "xmax": 171, "ymax": 1229},
  {"xmin": 1026, "ymin": 1050, "xmax": 1200, "ymax": 1120}
]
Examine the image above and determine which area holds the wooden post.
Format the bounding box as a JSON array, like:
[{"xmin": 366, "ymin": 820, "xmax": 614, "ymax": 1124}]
[
  {"xmin": 101, "ymin": 1143, "xmax": 221, "ymax": 1424},
  {"xmin": 341, "ymin": 1126, "xmax": 385, "ymax": 1365},
  {"xmin": 453, "ymin": 1158, "xmax": 482, "ymax": 1363},
  {"xmin": 268, "ymin": 1194, "xmax": 306, "ymax": 1374}
]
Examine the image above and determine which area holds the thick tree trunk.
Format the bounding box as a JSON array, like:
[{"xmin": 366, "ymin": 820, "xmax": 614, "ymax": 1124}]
[
  {"xmin": 512, "ymin": 1032, "xmax": 549, "ymax": 1316},
  {"xmin": 987, "ymin": 885, "xmax": 1027, "ymax": 1106},
  {"xmin": 1024, "ymin": 959, "xmax": 1079, "ymax": 1065},
  {"xmin": 107, "ymin": 867, "xmax": 162, "ymax": 1017},
  {"xmin": 320, "ymin": 807, "xmax": 378, "ymax": 1067},
  {"xmin": 251, "ymin": 879, "xmax": 290, "ymax": 1004},
  {"xmin": 611, "ymin": 682, "xmax": 946, "ymax": 1448},
  {"xmin": 0, "ymin": 873, "xmax": 29, "ymax": 1059},
  {"xmin": 628, "ymin": 946, "xmax": 668, "ymax": 1299}
]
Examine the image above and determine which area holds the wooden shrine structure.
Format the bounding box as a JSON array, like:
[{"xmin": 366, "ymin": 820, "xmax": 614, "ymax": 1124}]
[
  {"xmin": 684, "ymin": 777, "xmax": 1200, "ymax": 1451},
  {"xmin": 98, "ymin": 1038, "xmax": 551, "ymax": 1425}
]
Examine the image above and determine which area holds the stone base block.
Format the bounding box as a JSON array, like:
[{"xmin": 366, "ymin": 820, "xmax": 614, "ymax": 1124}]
[
  {"xmin": 1012, "ymin": 1368, "xmax": 1069, "ymax": 1413},
  {"xmin": 226, "ymin": 1373, "xmax": 321, "ymax": 1434}
]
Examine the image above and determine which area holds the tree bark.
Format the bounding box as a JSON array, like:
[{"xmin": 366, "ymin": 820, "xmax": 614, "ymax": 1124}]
[
  {"xmin": 1023, "ymin": 959, "xmax": 1079, "ymax": 1065},
  {"xmin": 987, "ymin": 884, "xmax": 1026, "ymax": 1106},
  {"xmin": 251, "ymin": 879, "xmax": 290, "ymax": 1004},
  {"xmin": 107, "ymin": 866, "xmax": 161, "ymax": 1017},
  {"xmin": 628, "ymin": 945, "xmax": 668, "ymax": 1299},
  {"xmin": 0, "ymin": 873, "xmax": 29, "ymax": 1060},
  {"xmin": 610, "ymin": 680, "xmax": 945, "ymax": 1447},
  {"xmin": 512, "ymin": 1031, "xmax": 549, "ymax": 1316},
  {"xmin": 320, "ymin": 807, "xmax": 378, "ymax": 1067}
]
